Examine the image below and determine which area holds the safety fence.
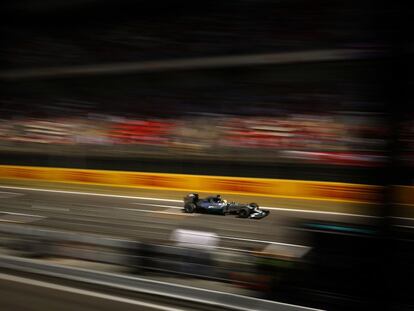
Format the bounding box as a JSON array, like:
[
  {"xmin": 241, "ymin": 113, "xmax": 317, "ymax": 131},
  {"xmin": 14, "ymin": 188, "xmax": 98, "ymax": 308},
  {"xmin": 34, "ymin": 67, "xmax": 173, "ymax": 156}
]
[{"xmin": 0, "ymin": 165, "xmax": 385, "ymax": 203}]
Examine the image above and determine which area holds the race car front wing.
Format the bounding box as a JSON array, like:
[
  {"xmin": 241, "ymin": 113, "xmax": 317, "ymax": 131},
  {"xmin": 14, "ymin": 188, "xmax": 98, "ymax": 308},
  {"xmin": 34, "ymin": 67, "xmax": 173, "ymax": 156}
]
[{"xmin": 249, "ymin": 209, "xmax": 270, "ymax": 219}]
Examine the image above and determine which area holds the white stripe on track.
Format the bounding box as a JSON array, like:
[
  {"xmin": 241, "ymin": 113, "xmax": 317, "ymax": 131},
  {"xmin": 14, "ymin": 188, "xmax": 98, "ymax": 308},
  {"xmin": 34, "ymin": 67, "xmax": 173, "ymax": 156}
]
[
  {"xmin": 0, "ymin": 210, "xmax": 44, "ymax": 218},
  {"xmin": 260, "ymin": 206, "xmax": 381, "ymax": 218},
  {"xmin": 219, "ymin": 235, "xmax": 309, "ymax": 248},
  {"xmin": 0, "ymin": 191, "xmax": 23, "ymax": 198},
  {"xmin": 31, "ymin": 205, "xmax": 70, "ymax": 212},
  {"xmin": 120, "ymin": 207, "xmax": 194, "ymax": 216},
  {"xmin": 132, "ymin": 203, "xmax": 182, "ymax": 209},
  {"xmin": 0, "ymin": 185, "xmax": 181, "ymax": 202}
]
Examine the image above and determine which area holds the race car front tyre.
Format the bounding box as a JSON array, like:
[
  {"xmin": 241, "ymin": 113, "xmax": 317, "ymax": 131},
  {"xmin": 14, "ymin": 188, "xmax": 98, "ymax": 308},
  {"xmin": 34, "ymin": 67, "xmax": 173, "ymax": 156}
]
[
  {"xmin": 184, "ymin": 203, "xmax": 196, "ymax": 213},
  {"xmin": 238, "ymin": 207, "xmax": 249, "ymax": 218}
]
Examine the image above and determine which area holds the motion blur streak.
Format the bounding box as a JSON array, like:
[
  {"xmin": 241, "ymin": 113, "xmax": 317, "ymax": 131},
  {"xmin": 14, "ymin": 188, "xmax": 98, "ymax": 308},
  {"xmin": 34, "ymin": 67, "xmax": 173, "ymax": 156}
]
[
  {"xmin": 1, "ymin": 1, "xmax": 413, "ymax": 311},
  {"xmin": 0, "ymin": 50, "xmax": 361, "ymax": 80}
]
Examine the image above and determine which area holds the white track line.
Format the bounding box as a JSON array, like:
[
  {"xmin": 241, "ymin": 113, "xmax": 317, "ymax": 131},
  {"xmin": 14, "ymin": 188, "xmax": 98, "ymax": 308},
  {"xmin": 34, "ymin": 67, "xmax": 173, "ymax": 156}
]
[
  {"xmin": 0, "ymin": 273, "xmax": 185, "ymax": 311},
  {"xmin": 120, "ymin": 207, "xmax": 194, "ymax": 216},
  {"xmin": 132, "ymin": 203, "xmax": 182, "ymax": 209},
  {"xmin": 395, "ymin": 224, "xmax": 414, "ymax": 229},
  {"xmin": 31, "ymin": 205, "xmax": 70, "ymax": 212},
  {"xmin": 133, "ymin": 203, "xmax": 381, "ymax": 219},
  {"xmin": 0, "ymin": 191, "xmax": 21, "ymax": 195},
  {"xmin": 0, "ymin": 191, "xmax": 23, "ymax": 198},
  {"xmin": 259, "ymin": 206, "xmax": 381, "ymax": 218},
  {"xmin": 0, "ymin": 184, "xmax": 381, "ymax": 218},
  {"xmin": 0, "ymin": 185, "xmax": 181, "ymax": 202},
  {"xmin": 0, "ymin": 210, "xmax": 44, "ymax": 218},
  {"xmin": 391, "ymin": 216, "xmax": 414, "ymax": 221},
  {"xmin": 131, "ymin": 203, "xmax": 381, "ymax": 219},
  {"xmin": 219, "ymin": 235, "xmax": 309, "ymax": 248},
  {"xmin": 72, "ymin": 203, "xmax": 190, "ymax": 216}
]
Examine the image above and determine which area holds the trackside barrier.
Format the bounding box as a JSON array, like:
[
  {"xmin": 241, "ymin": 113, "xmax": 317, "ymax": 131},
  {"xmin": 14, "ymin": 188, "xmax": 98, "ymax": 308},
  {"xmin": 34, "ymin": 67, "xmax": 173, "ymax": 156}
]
[
  {"xmin": 0, "ymin": 165, "xmax": 381, "ymax": 203},
  {"xmin": 0, "ymin": 223, "xmax": 136, "ymax": 249},
  {"xmin": 0, "ymin": 223, "xmax": 310, "ymax": 285},
  {"xmin": 0, "ymin": 223, "xmax": 136, "ymax": 265},
  {"xmin": 0, "ymin": 254, "xmax": 324, "ymax": 311},
  {"xmin": 0, "ymin": 222, "xmax": 224, "ymax": 279}
]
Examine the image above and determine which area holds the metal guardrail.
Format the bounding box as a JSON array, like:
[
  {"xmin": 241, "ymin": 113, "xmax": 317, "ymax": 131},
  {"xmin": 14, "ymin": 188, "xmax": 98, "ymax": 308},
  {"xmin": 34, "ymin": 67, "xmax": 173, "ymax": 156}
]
[
  {"xmin": 0, "ymin": 222, "xmax": 310, "ymax": 256},
  {"xmin": 1, "ymin": 231, "xmax": 229, "ymax": 282},
  {"xmin": 0, "ymin": 222, "xmax": 310, "ymax": 285},
  {"xmin": 0, "ymin": 254, "xmax": 324, "ymax": 311}
]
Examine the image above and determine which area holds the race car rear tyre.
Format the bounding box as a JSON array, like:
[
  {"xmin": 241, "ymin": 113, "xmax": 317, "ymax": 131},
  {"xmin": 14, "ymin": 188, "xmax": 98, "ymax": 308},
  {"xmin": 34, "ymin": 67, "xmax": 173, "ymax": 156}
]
[
  {"xmin": 184, "ymin": 203, "xmax": 196, "ymax": 213},
  {"xmin": 238, "ymin": 208, "xmax": 249, "ymax": 218}
]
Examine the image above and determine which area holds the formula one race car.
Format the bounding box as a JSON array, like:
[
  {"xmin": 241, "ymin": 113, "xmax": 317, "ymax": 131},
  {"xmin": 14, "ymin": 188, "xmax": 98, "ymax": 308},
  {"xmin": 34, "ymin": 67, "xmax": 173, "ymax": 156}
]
[{"xmin": 183, "ymin": 193, "xmax": 269, "ymax": 219}]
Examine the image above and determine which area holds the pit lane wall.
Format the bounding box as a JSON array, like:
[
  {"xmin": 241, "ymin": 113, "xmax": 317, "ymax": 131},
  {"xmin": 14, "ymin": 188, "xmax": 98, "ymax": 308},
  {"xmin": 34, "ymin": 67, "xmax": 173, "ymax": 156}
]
[{"xmin": 0, "ymin": 165, "xmax": 387, "ymax": 204}]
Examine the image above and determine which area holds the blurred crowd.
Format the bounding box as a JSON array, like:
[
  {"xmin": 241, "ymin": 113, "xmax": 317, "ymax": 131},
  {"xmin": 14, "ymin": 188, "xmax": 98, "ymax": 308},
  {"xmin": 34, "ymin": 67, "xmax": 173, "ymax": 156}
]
[
  {"xmin": 0, "ymin": 112, "xmax": 386, "ymax": 166},
  {"xmin": 0, "ymin": 0, "xmax": 385, "ymax": 168}
]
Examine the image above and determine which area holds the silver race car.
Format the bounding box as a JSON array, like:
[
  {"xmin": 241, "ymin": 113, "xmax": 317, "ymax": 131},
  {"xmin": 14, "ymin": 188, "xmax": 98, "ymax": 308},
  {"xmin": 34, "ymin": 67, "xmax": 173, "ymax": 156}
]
[{"xmin": 183, "ymin": 193, "xmax": 269, "ymax": 219}]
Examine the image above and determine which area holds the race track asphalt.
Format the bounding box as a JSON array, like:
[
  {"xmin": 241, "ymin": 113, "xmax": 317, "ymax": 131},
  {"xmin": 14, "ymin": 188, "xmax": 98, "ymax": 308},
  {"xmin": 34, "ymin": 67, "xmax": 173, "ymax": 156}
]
[{"xmin": 0, "ymin": 180, "xmax": 386, "ymax": 248}]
